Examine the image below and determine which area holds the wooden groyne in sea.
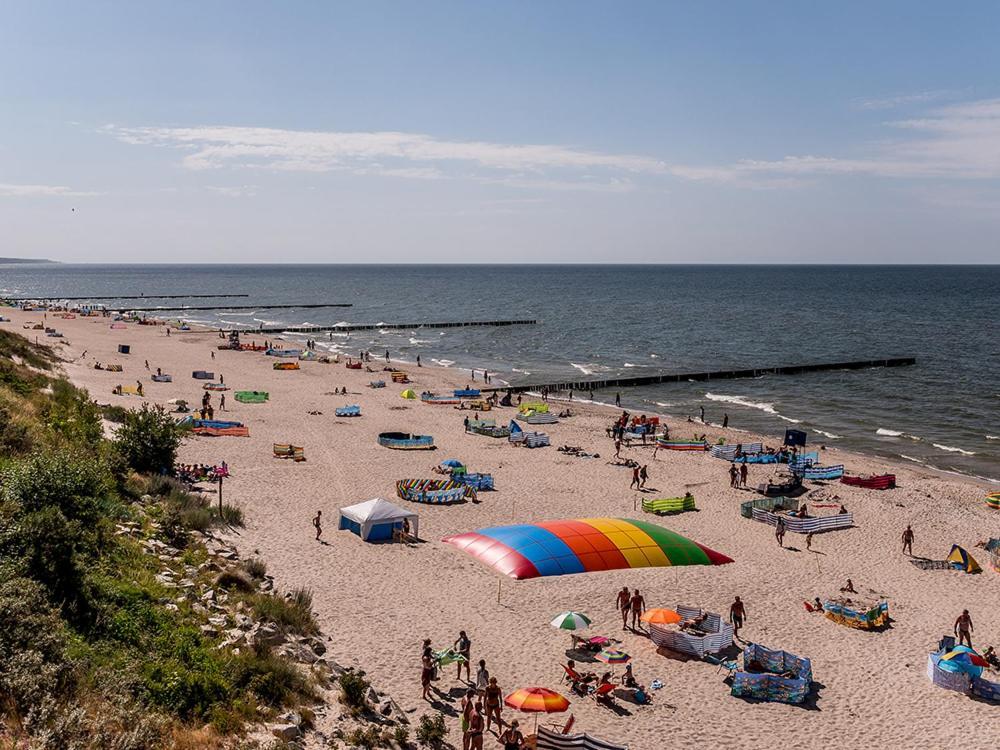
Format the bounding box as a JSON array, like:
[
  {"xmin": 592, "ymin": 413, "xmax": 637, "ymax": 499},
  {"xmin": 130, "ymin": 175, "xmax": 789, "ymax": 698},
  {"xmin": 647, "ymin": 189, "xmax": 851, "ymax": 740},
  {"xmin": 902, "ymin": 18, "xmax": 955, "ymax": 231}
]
[
  {"xmin": 483, "ymin": 357, "xmax": 917, "ymax": 393},
  {"xmin": 170, "ymin": 318, "xmax": 538, "ymax": 334}
]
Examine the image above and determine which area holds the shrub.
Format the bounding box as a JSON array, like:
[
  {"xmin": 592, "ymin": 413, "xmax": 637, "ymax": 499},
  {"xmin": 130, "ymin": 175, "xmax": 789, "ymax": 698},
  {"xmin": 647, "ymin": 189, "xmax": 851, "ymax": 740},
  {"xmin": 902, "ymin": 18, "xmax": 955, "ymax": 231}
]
[
  {"xmin": 101, "ymin": 403, "xmax": 130, "ymax": 424},
  {"xmin": 229, "ymin": 642, "xmax": 316, "ymax": 708},
  {"xmin": 394, "ymin": 725, "xmax": 410, "ymax": 748},
  {"xmin": 338, "ymin": 669, "xmax": 370, "ymax": 715},
  {"xmin": 344, "ymin": 725, "xmax": 387, "ymax": 750},
  {"xmin": 249, "ymin": 589, "xmax": 318, "ymax": 636},
  {"xmin": 415, "ymin": 713, "xmax": 447, "ymax": 749},
  {"xmin": 242, "ymin": 557, "xmax": 267, "ymax": 580},
  {"xmin": 43, "ymin": 379, "xmax": 104, "ymax": 446},
  {"xmin": 219, "ymin": 502, "xmax": 244, "ymax": 527},
  {"xmin": 0, "ymin": 404, "xmax": 34, "ymax": 454},
  {"xmin": 112, "ymin": 403, "xmax": 185, "ymax": 474},
  {"xmin": 215, "ymin": 570, "xmax": 255, "ymax": 593}
]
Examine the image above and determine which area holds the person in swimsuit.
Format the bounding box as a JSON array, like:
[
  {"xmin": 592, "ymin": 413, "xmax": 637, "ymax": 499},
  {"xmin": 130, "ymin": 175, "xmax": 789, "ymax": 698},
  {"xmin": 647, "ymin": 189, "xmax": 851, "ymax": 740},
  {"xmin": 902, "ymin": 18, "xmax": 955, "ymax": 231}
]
[
  {"xmin": 616, "ymin": 586, "xmax": 630, "ymax": 630},
  {"xmin": 421, "ymin": 646, "xmax": 433, "ymax": 700},
  {"xmin": 468, "ymin": 700, "xmax": 485, "ymax": 750},
  {"xmin": 460, "ymin": 687, "xmax": 476, "ymax": 750},
  {"xmin": 455, "ymin": 631, "xmax": 472, "ymax": 681},
  {"xmin": 312, "ymin": 510, "xmax": 322, "ymax": 541},
  {"xmin": 955, "ymin": 609, "xmax": 974, "ymax": 647},
  {"xmin": 629, "ymin": 589, "xmax": 646, "ymax": 631},
  {"xmin": 902, "ymin": 524, "xmax": 915, "ymax": 555},
  {"xmin": 500, "ymin": 720, "xmax": 523, "ymax": 750},
  {"xmin": 730, "ymin": 596, "xmax": 747, "ymax": 638},
  {"xmin": 484, "ymin": 676, "xmax": 503, "ymax": 732}
]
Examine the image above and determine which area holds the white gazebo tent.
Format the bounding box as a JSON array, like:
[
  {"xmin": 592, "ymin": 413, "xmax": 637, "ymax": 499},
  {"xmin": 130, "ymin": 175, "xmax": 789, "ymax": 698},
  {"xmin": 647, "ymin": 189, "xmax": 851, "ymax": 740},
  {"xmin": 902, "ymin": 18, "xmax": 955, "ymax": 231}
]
[{"xmin": 338, "ymin": 497, "xmax": 418, "ymax": 542}]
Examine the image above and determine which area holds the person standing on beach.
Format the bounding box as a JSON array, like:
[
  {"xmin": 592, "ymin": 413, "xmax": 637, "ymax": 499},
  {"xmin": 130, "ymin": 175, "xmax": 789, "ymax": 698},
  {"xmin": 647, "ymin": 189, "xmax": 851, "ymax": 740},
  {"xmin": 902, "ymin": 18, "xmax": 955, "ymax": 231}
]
[
  {"xmin": 902, "ymin": 525, "xmax": 914, "ymax": 555},
  {"xmin": 730, "ymin": 597, "xmax": 747, "ymax": 638},
  {"xmin": 220, "ymin": 393, "xmax": 226, "ymax": 411},
  {"xmin": 699, "ymin": 405, "xmax": 705, "ymax": 422},
  {"xmin": 475, "ymin": 659, "xmax": 489, "ymax": 696},
  {"xmin": 739, "ymin": 462, "xmax": 749, "ymax": 487},
  {"xmin": 729, "ymin": 464, "xmax": 739, "ymax": 488},
  {"xmin": 616, "ymin": 586, "xmax": 631, "ymax": 629},
  {"xmin": 806, "ymin": 532, "xmax": 815, "ymax": 551},
  {"xmin": 723, "ymin": 413, "xmax": 729, "ymax": 428},
  {"xmin": 469, "ymin": 700, "xmax": 485, "ymax": 750},
  {"xmin": 615, "ymin": 392, "xmax": 621, "ymax": 407},
  {"xmin": 629, "ymin": 589, "xmax": 646, "ymax": 630},
  {"xmin": 955, "ymin": 610, "xmax": 974, "ymax": 647},
  {"xmin": 417, "ymin": 355, "xmax": 421, "ymax": 367},
  {"xmin": 312, "ymin": 510, "xmax": 322, "ymax": 541},
  {"xmin": 484, "ymin": 677, "xmax": 503, "ymax": 733},
  {"xmin": 460, "ymin": 688, "xmax": 476, "ymax": 750},
  {"xmin": 775, "ymin": 517, "xmax": 786, "ymax": 547},
  {"xmin": 630, "ymin": 466, "xmax": 640, "ymax": 490},
  {"xmin": 455, "ymin": 631, "xmax": 472, "ymax": 681},
  {"xmin": 385, "ymin": 350, "xmax": 390, "ymax": 362},
  {"xmin": 421, "ymin": 646, "xmax": 434, "ymax": 701},
  {"xmin": 639, "ymin": 465, "xmax": 648, "ymax": 489}
]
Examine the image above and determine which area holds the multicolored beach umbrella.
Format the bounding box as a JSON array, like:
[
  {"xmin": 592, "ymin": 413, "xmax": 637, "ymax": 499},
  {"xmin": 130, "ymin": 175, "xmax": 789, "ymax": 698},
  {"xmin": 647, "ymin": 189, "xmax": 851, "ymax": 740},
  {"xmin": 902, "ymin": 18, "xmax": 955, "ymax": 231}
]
[
  {"xmin": 550, "ymin": 611, "xmax": 592, "ymax": 631},
  {"xmin": 443, "ymin": 517, "xmax": 734, "ymax": 580},
  {"xmin": 595, "ymin": 648, "xmax": 631, "ymax": 665},
  {"xmin": 939, "ymin": 646, "xmax": 987, "ymax": 676}
]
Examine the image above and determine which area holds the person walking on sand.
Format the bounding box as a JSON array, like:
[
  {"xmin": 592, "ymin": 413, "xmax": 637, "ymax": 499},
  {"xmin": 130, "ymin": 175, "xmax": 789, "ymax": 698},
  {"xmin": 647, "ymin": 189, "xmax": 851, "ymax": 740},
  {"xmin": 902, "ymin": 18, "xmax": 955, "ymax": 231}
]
[
  {"xmin": 455, "ymin": 631, "xmax": 472, "ymax": 681},
  {"xmin": 775, "ymin": 517, "xmax": 786, "ymax": 547},
  {"xmin": 955, "ymin": 609, "xmax": 974, "ymax": 647},
  {"xmin": 739, "ymin": 462, "xmax": 749, "ymax": 487},
  {"xmin": 730, "ymin": 596, "xmax": 747, "ymax": 638},
  {"xmin": 629, "ymin": 589, "xmax": 646, "ymax": 631},
  {"xmin": 723, "ymin": 413, "xmax": 729, "ymax": 428},
  {"xmin": 615, "ymin": 392, "xmax": 621, "ymax": 407},
  {"xmin": 211, "ymin": 350, "xmax": 215, "ymax": 359},
  {"xmin": 639, "ymin": 464, "xmax": 648, "ymax": 489},
  {"xmin": 630, "ymin": 466, "xmax": 640, "ymax": 490},
  {"xmin": 616, "ymin": 586, "xmax": 631, "ymax": 629},
  {"xmin": 220, "ymin": 393, "xmax": 226, "ymax": 411},
  {"xmin": 806, "ymin": 532, "xmax": 815, "ymax": 551},
  {"xmin": 699, "ymin": 405, "xmax": 705, "ymax": 422},
  {"xmin": 729, "ymin": 464, "xmax": 739, "ymax": 488},
  {"xmin": 312, "ymin": 510, "xmax": 322, "ymax": 541},
  {"xmin": 902, "ymin": 524, "xmax": 914, "ymax": 555}
]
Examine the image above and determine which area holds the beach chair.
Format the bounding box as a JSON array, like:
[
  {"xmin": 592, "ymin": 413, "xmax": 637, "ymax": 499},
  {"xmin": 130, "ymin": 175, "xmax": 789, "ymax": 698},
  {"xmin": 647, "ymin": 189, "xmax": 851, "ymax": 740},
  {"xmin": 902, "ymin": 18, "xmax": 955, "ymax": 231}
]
[
  {"xmin": 547, "ymin": 715, "xmax": 575, "ymax": 734},
  {"xmin": 717, "ymin": 659, "xmax": 739, "ymax": 678},
  {"xmin": 592, "ymin": 682, "xmax": 616, "ymax": 706},
  {"xmin": 803, "ymin": 601, "xmax": 817, "ymax": 613}
]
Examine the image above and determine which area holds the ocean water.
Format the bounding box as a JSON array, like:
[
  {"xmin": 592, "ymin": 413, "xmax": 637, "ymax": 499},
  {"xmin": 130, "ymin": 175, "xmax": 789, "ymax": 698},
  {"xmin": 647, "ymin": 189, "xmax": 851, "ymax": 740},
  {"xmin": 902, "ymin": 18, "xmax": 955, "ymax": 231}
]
[{"xmin": 3, "ymin": 263, "xmax": 998, "ymax": 483}]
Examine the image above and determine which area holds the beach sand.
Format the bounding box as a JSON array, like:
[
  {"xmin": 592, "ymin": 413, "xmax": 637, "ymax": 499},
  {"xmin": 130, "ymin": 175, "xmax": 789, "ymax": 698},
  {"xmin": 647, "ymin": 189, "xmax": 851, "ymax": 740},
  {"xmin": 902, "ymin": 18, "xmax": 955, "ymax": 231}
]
[{"xmin": 10, "ymin": 309, "xmax": 999, "ymax": 749}]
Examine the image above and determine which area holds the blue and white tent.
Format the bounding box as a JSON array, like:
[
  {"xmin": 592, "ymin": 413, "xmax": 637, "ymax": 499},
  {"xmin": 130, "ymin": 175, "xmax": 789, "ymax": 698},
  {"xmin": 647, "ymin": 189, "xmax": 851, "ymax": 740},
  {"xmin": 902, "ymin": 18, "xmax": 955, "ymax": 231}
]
[{"xmin": 339, "ymin": 498, "xmax": 418, "ymax": 542}]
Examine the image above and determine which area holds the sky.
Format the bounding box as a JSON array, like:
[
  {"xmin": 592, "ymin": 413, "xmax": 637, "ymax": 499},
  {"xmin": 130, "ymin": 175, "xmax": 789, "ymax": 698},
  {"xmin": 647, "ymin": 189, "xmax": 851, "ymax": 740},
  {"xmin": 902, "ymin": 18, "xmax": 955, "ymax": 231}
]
[{"xmin": 2, "ymin": 1, "xmax": 999, "ymax": 263}]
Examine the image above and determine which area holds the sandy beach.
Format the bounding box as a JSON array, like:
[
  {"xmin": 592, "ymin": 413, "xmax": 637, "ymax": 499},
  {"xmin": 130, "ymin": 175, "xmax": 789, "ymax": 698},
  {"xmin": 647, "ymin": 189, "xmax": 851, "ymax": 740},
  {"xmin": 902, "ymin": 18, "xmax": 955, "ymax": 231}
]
[{"xmin": 10, "ymin": 308, "xmax": 999, "ymax": 750}]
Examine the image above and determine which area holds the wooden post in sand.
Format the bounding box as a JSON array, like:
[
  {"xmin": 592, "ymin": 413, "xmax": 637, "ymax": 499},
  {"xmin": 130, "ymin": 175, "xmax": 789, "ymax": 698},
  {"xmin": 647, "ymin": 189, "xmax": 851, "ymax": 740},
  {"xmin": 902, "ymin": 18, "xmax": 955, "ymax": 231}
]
[
  {"xmin": 218, "ymin": 476, "xmax": 224, "ymax": 517},
  {"xmin": 497, "ymin": 579, "xmax": 502, "ymax": 604}
]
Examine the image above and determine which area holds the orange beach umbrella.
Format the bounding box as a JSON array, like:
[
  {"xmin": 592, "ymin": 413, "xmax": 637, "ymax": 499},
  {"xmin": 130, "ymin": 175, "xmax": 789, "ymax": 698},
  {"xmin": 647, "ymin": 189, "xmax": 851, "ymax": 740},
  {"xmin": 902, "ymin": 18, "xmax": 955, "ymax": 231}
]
[
  {"xmin": 504, "ymin": 687, "xmax": 570, "ymax": 732},
  {"xmin": 640, "ymin": 608, "xmax": 682, "ymax": 625}
]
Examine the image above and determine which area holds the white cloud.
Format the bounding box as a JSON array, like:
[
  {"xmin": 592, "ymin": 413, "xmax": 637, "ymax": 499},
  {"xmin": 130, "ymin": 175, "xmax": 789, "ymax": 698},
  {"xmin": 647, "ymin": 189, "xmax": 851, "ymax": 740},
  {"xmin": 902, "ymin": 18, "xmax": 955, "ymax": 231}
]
[
  {"xmin": 0, "ymin": 183, "xmax": 100, "ymax": 197},
  {"xmin": 205, "ymin": 185, "xmax": 258, "ymax": 197},
  {"xmin": 670, "ymin": 98, "xmax": 1000, "ymax": 184},
  {"xmin": 853, "ymin": 89, "xmax": 958, "ymax": 110},
  {"xmin": 105, "ymin": 125, "xmax": 668, "ymax": 185}
]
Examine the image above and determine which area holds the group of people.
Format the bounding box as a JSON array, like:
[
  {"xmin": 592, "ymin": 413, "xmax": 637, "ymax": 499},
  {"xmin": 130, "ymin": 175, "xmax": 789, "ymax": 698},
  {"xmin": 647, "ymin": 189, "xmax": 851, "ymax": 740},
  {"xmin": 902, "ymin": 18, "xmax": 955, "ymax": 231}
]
[
  {"xmin": 174, "ymin": 462, "xmax": 229, "ymax": 483},
  {"xmin": 420, "ymin": 633, "xmax": 525, "ymax": 750},
  {"xmin": 728, "ymin": 462, "xmax": 749, "ymax": 488}
]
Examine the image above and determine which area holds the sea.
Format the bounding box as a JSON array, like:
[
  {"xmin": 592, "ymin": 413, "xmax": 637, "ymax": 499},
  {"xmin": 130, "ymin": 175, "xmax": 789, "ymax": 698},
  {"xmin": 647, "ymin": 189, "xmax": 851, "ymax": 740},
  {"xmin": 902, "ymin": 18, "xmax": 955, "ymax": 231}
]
[{"xmin": 3, "ymin": 263, "xmax": 998, "ymax": 484}]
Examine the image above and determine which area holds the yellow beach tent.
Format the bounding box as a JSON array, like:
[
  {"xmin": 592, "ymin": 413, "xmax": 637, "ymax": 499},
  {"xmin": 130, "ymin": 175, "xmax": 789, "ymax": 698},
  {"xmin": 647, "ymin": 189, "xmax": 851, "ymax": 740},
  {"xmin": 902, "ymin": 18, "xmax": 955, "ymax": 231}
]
[
  {"xmin": 400, "ymin": 389, "xmax": 417, "ymax": 400},
  {"xmin": 947, "ymin": 545, "xmax": 982, "ymax": 574}
]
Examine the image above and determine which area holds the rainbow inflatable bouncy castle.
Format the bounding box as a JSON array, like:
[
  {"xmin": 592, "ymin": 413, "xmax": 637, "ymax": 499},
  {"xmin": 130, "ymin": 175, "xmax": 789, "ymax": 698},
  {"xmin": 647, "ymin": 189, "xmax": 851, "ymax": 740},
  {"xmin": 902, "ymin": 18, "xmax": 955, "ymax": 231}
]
[{"xmin": 443, "ymin": 517, "xmax": 732, "ymax": 579}]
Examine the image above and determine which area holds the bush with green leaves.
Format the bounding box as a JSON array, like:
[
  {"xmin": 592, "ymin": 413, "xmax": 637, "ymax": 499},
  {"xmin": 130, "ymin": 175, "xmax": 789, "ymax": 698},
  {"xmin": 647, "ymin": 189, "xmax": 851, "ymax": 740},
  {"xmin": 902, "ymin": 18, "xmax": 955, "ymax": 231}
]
[
  {"xmin": 249, "ymin": 588, "xmax": 318, "ymax": 636},
  {"xmin": 338, "ymin": 669, "xmax": 370, "ymax": 715},
  {"xmin": 415, "ymin": 713, "xmax": 447, "ymax": 749},
  {"xmin": 112, "ymin": 403, "xmax": 185, "ymax": 474}
]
